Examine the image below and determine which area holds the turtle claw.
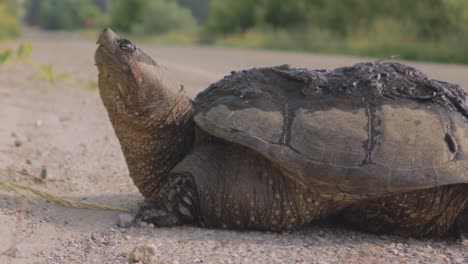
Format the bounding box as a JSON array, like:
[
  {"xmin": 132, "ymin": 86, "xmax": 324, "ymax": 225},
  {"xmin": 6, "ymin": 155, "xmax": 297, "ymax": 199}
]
[{"xmin": 134, "ymin": 199, "xmax": 181, "ymax": 227}]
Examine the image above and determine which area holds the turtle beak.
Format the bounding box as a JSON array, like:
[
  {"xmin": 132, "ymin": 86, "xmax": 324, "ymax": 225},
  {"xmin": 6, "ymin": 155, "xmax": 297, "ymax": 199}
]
[{"xmin": 96, "ymin": 28, "xmax": 118, "ymax": 53}]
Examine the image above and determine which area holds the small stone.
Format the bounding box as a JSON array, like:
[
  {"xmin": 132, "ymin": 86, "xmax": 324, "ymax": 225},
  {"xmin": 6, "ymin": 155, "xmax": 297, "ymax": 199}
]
[
  {"xmin": 139, "ymin": 221, "xmax": 148, "ymax": 228},
  {"xmin": 318, "ymin": 230, "xmax": 325, "ymax": 237},
  {"xmin": 40, "ymin": 166, "xmax": 47, "ymax": 179},
  {"xmin": 39, "ymin": 164, "xmax": 61, "ymax": 180},
  {"xmin": 5, "ymin": 247, "xmax": 24, "ymax": 258},
  {"xmin": 128, "ymin": 242, "xmax": 157, "ymax": 264},
  {"xmin": 117, "ymin": 213, "xmax": 134, "ymax": 228},
  {"xmin": 91, "ymin": 233, "xmax": 99, "ymax": 241},
  {"xmin": 148, "ymin": 223, "xmax": 154, "ymax": 228},
  {"xmin": 390, "ymin": 249, "xmax": 399, "ymax": 255},
  {"xmin": 14, "ymin": 139, "xmax": 22, "ymax": 147},
  {"xmin": 25, "ymin": 159, "xmax": 32, "ymax": 165},
  {"xmin": 35, "ymin": 119, "xmax": 43, "ymax": 127}
]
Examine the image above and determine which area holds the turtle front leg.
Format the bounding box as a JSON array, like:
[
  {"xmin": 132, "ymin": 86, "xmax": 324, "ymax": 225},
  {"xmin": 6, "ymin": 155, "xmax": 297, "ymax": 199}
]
[{"xmin": 134, "ymin": 172, "xmax": 198, "ymax": 227}]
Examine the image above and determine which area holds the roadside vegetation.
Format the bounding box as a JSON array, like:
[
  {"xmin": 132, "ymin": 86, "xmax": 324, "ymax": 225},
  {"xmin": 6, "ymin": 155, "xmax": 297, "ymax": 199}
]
[
  {"xmin": 203, "ymin": 0, "xmax": 468, "ymax": 64},
  {"xmin": 0, "ymin": 0, "xmax": 21, "ymax": 40},
  {"xmin": 2, "ymin": 0, "xmax": 468, "ymax": 64}
]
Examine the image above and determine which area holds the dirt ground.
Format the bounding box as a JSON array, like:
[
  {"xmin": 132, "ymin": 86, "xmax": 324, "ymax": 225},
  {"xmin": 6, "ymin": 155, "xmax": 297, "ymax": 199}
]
[{"xmin": 1, "ymin": 30, "xmax": 467, "ymax": 264}]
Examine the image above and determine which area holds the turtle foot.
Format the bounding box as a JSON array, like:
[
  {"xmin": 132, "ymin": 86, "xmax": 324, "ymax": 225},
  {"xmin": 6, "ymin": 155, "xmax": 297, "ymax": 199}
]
[{"xmin": 134, "ymin": 199, "xmax": 182, "ymax": 227}]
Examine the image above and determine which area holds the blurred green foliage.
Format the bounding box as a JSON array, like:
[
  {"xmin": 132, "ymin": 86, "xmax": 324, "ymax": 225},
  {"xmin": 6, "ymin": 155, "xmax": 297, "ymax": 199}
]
[
  {"xmin": 0, "ymin": 49, "xmax": 14, "ymax": 65},
  {"xmin": 204, "ymin": 0, "xmax": 468, "ymax": 64},
  {"xmin": 34, "ymin": 64, "xmax": 70, "ymax": 84},
  {"xmin": 0, "ymin": 42, "xmax": 32, "ymax": 66},
  {"xmin": 24, "ymin": 0, "xmax": 108, "ymax": 30},
  {"xmin": 177, "ymin": 0, "xmax": 210, "ymax": 23},
  {"xmin": 204, "ymin": 0, "xmax": 257, "ymax": 34},
  {"xmin": 3, "ymin": 0, "xmax": 468, "ymax": 64},
  {"xmin": 110, "ymin": 0, "xmax": 197, "ymax": 34},
  {"xmin": 0, "ymin": 0, "xmax": 21, "ymax": 39},
  {"xmin": 205, "ymin": 0, "xmax": 468, "ymax": 38},
  {"xmin": 16, "ymin": 42, "xmax": 33, "ymax": 61}
]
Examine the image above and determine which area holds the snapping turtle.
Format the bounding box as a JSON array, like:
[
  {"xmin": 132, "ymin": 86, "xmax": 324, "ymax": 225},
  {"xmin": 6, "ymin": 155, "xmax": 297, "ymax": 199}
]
[{"xmin": 95, "ymin": 29, "xmax": 468, "ymax": 238}]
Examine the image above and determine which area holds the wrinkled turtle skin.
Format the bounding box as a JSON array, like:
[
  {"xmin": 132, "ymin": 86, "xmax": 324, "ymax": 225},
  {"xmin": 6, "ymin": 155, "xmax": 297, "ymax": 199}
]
[{"xmin": 95, "ymin": 28, "xmax": 468, "ymax": 239}]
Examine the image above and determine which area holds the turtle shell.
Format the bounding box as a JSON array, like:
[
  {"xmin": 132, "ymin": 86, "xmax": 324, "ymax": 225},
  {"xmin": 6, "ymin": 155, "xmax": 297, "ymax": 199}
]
[{"xmin": 193, "ymin": 62, "xmax": 468, "ymax": 196}]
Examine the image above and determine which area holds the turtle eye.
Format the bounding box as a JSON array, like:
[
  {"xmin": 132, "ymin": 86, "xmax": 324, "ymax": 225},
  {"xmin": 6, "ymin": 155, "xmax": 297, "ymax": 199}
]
[{"xmin": 117, "ymin": 39, "xmax": 136, "ymax": 53}]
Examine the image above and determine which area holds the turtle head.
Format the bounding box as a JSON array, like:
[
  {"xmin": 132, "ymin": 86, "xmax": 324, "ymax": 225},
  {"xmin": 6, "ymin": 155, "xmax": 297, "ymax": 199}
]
[
  {"xmin": 94, "ymin": 29, "xmax": 195, "ymax": 198},
  {"xmin": 95, "ymin": 28, "xmax": 182, "ymax": 124}
]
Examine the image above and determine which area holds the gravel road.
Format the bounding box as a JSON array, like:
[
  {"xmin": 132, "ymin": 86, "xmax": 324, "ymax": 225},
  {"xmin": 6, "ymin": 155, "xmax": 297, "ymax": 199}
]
[{"xmin": 0, "ymin": 30, "xmax": 467, "ymax": 264}]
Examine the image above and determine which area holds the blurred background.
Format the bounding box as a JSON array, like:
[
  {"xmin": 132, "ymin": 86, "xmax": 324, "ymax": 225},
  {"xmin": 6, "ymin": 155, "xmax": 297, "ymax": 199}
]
[{"xmin": 1, "ymin": 0, "xmax": 468, "ymax": 64}]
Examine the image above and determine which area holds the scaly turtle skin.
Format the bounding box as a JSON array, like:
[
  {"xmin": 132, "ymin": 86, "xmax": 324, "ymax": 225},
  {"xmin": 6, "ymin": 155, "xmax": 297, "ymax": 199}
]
[{"xmin": 95, "ymin": 28, "xmax": 468, "ymax": 238}]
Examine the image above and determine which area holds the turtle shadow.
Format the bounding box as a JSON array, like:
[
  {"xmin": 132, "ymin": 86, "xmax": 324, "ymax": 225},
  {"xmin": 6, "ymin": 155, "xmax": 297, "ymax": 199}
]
[{"xmin": 0, "ymin": 192, "xmax": 459, "ymax": 249}]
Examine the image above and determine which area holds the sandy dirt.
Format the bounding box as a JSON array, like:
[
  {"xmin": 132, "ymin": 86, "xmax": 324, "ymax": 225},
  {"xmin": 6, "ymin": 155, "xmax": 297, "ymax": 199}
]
[{"xmin": 0, "ymin": 30, "xmax": 467, "ymax": 264}]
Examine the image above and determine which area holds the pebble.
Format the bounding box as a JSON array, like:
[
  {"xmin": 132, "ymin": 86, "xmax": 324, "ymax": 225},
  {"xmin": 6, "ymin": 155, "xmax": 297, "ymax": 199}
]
[
  {"xmin": 39, "ymin": 164, "xmax": 60, "ymax": 180},
  {"xmin": 6, "ymin": 247, "xmax": 24, "ymax": 258},
  {"xmin": 40, "ymin": 166, "xmax": 48, "ymax": 179},
  {"xmin": 14, "ymin": 139, "xmax": 22, "ymax": 147},
  {"xmin": 117, "ymin": 213, "xmax": 134, "ymax": 228},
  {"xmin": 128, "ymin": 242, "xmax": 157, "ymax": 264},
  {"xmin": 139, "ymin": 221, "xmax": 148, "ymax": 228}
]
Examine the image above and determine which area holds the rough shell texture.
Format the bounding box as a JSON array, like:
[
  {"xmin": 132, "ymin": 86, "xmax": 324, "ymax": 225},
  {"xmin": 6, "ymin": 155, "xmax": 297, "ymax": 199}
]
[{"xmin": 194, "ymin": 62, "xmax": 468, "ymax": 196}]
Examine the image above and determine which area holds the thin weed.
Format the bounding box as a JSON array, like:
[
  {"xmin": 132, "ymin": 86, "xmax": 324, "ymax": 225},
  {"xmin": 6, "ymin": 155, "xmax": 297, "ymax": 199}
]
[{"xmin": 0, "ymin": 179, "xmax": 127, "ymax": 211}]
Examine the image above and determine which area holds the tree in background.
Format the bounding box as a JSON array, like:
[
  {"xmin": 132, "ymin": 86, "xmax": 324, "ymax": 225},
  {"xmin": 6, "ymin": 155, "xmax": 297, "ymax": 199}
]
[
  {"xmin": 110, "ymin": 0, "xmax": 197, "ymax": 35},
  {"xmin": 259, "ymin": 0, "xmax": 310, "ymax": 28},
  {"xmin": 24, "ymin": 0, "xmax": 107, "ymax": 30},
  {"xmin": 204, "ymin": 0, "xmax": 468, "ymax": 63},
  {"xmin": 0, "ymin": 0, "xmax": 21, "ymax": 39},
  {"xmin": 205, "ymin": 0, "xmax": 468, "ymax": 41},
  {"xmin": 109, "ymin": 0, "xmax": 145, "ymax": 32},
  {"xmin": 205, "ymin": 0, "xmax": 259, "ymax": 34},
  {"xmin": 177, "ymin": 0, "xmax": 211, "ymax": 23}
]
